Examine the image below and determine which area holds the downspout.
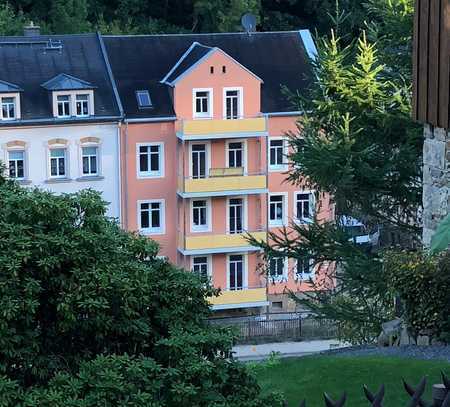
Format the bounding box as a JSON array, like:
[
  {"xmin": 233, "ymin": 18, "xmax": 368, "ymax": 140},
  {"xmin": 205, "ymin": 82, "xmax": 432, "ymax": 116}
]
[
  {"xmin": 265, "ymin": 115, "xmax": 270, "ymax": 316},
  {"xmin": 117, "ymin": 121, "xmax": 122, "ymax": 225},
  {"xmin": 123, "ymin": 121, "xmax": 129, "ymax": 229}
]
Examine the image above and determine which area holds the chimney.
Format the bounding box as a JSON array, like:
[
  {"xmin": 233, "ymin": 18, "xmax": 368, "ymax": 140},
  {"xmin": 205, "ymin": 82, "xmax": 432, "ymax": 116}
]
[{"xmin": 23, "ymin": 21, "xmax": 40, "ymax": 37}]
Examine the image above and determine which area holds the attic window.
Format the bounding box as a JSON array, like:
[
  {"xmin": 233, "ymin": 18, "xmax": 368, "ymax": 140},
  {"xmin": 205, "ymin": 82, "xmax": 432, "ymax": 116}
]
[
  {"xmin": 136, "ymin": 90, "xmax": 152, "ymax": 108},
  {"xmin": 222, "ymin": 65, "xmax": 226, "ymax": 73},
  {"xmin": 210, "ymin": 66, "xmax": 214, "ymax": 74}
]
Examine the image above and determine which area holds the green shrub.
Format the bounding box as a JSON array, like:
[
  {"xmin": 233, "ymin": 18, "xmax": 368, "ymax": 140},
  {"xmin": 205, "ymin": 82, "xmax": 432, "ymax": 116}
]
[{"xmin": 384, "ymin": 250, "xmax": 450, "ymax": 342}]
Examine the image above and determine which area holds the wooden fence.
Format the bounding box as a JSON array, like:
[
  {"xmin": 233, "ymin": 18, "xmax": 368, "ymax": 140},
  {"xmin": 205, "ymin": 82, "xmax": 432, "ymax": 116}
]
[
  {"xmin": 286, "ymin": 372, "xmax": 450, "ymax": 406},
  {"xmin": 209, "ymin": 315, "xmax": 336, "ymax": 344}
]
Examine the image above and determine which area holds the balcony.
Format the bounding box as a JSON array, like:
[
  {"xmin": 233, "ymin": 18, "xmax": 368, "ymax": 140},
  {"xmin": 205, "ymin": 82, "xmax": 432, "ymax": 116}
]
[
  {"xmin": 178, "ymin": 167, "xmax": 267, "ymax": 198},
  {"xmin": 178, "ymin": 230, "xmax": 267, "ymax": 255},
  {"xmin": 176, "ymin": 117, "xmax": 268, "ymax": 141},
  {"xmin": 208, "ymin": 287, "xmax": 268, "ymax": 310}
]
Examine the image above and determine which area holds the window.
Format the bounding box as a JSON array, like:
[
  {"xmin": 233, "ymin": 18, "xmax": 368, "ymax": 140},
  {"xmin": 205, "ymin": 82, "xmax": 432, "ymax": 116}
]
[
  {"xmin": 1, "ymin": 97, "xmax": 16, "ymax": 120},
  {"xmin": 136, "ymin": 90, "xmax": 152, "ymax": 108},
  {"xmin": 76, "ymin": 94, "xmax": 89, "ymax": 116},
  {"xmin": 224, "ymin": 89, "xmax": 241, "ymax": 119},
  {"xmin": 269, "ymin": 139, "xmax": 287, "ymax": 170},
  {"xmin": 8, "ymin": 150, "xmax": 24, "ymax": 179},
  {"xmin": 57, "ymin": 95, "xmax": 71, "ymax": 117},
  {"xmin": 295, "ymin": 192, "xmax": 315, "ymax": 221},
  {"xmin": 49, "ymin": 148, "xmax": 67, "ymax": 178},
  {"xmin": 228, "ymin": 141, "xmax": 244, "ymax": 168},
  {"xmin": 192, "ymin": 199, "xmax": 209, "ymax": 232},
  {"xmin": 192, "ymin": 256, "xmax": 209, "ymax": 280},
  {"xmin": 139, "ymin": 200, "xmax": 165, "ymax": 234},
  {"xmin": 194, "ymin": 89, "xmax": 211, "ymax": 118},
  {"xmin": 82, "ymin": 146, "xmax": 98, "ymax": 176},
  {"xmin": 296, "ymin": 257, "xmax": 314, "ymax": 280},
  {"xmin": 138, "ymin": 143, "xmax": 163, "ymax": 177},
  {"xmin": 210, "ymin": 66, "xmax": 214, "ymax": 74},
  {"xmin": 191, "ymin": 143, "xmax": 207, "ymax": 179},
  {"xmin": 269, "ymin": 194, "xmax": 286, "ymax": 226},
  {"xmin": 222, "ymin": 65, "xmax": 226, "ymax": 73},
  {"xmin": 229, "ymin": 254, "xmax": 244, "ymax": 290},
  {"xmin": 229, "ymin": 198, "xmax": 244, "ymax": 234},
  {"xmin": 269, "ymin": 257, "xmax": 286, "ymax": 282}
]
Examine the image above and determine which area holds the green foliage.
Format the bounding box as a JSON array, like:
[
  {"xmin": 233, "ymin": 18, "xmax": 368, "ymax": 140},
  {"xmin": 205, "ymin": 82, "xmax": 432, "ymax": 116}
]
[
  {"xmin": 49, "ymin": 0, "xmax": 91, "ymax": 33},
  {"xmin": 0, "ymin": 174, "xmax": 280, "ymax": 406},
  {"xmin": 384, "ymin": 250, "xmax": 450, "ymax": 342},
  {"xmin": 0, "ymin": 3, "xmax": 26, "ymax": 35}
]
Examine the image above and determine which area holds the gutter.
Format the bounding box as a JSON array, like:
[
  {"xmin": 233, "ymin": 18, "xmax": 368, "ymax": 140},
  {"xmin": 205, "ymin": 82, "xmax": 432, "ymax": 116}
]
[
  {"xmin": 0, "ymin": 116, "xmax": 122, "ymax": 127},
  {"xmin": 266, "ymin": 111, "xmax": 303, "ymax": 117},
  {"xmin": 124, "ymin": 116, "xmax": 177, "ymax": 123}
]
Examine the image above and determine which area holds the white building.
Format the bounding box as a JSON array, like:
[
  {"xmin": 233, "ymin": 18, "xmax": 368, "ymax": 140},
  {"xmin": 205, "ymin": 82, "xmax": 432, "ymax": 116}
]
[{"xmin": 0, "ymin": 31, "xmax": 123, "ymax": 218}]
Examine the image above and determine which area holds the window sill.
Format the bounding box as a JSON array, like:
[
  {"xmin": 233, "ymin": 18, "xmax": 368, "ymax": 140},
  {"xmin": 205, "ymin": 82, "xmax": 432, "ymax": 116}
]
[
  {"xmin": 295, "ymin": 274, "xmax": 315, "ymax": 282},
  {"xmin": 45, "ymin": 177, "xmax": 72, "ymax": 184},
  {"xmin": 293, "ymin": 217, "xmax": 314, "ymax": 225},
  {"xmin": 269, "ymin": 276, "xmax": 288, "ymax": 284},
  {"xmin": 269, "ymin": 222, "xmax": 286, "ymax": 228},
  {"xmin": 137, "ymin": 173, "xmax": 164, "ymax": 179},
  {"xmin": 191, "ymin": 227, "xmax": 212, "ymax": 233},
  {"xmin": 268, "ymin": 165, "xmax": 288, "ymax": 173},
  {"xmin": 76, "ymin": 175, "xmax": 105, "ymax": 182},
  {"xmin": 140, "ymin": 229, "xmax": 165, "ymax": 236},
  {"xmin": 16, "ymin": 179, "xmax": 33, "ymax": 185}
]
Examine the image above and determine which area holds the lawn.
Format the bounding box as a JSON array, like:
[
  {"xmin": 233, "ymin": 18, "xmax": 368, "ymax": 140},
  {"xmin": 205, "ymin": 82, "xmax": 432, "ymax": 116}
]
[{"xmin": 255, "ymin": 355, "xmax": 450, "ymax": 406}]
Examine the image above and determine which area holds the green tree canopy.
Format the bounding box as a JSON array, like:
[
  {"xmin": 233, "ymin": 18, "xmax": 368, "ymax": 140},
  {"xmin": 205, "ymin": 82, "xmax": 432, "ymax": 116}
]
[{"xmin": 0, "ymin": 173, "xmax": 279, "ymax": 406}]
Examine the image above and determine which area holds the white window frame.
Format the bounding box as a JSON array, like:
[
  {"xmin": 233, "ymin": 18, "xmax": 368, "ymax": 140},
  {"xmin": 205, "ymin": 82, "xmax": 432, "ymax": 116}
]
[
  {"xmin": 56, "ymin": 95, "xmax": 71, "ymax": 118},
  {"xmin": 268, "ymin": 256, "xmax": 288, "ymax": 283},
  {"xmin": 75, "ymin": 94, "xmax": 90, "ymax": 117},
  {"xmin": 6, "ymin": 148, "xmax": 26, "ymax": 180},
  {"xmin": 268, "ymin": 192, "xmax": 288, "ymax": 227},
  {"xmin": 191, "ymin": 255, "xmax": 212, "ymax": 280},
  {"xmin": 48, "ymin": 146, "xmax": 68, "ymax": 179},
  {"xmin": 136, "ymin": 142, "xmax": 165, "ymax": 179},
  {"xmin": 188, "ymin": 141, "xmax": 211, "ymax": 178},
  {"xmin": 222, "ymin": 87, "xmax": 244, "ymax": 119},
  {"xmin": 80, "ymin": 143, "xmax": 100, "ymax": 177},
  {"xmin": 295, "ymin": 257, "xmax": 315, "ymax": 281},
  {"xmin": 226, "ymin": 195, "xmax": 248, "ymax": 234},
  {"xmin": 190, "ymin": 198, "xmax": 212, "ymax": 233},
  {"xmin": 1, "ymin": 95, "xmax": 18, "ymax": 120},
  {"xmin": 137, "ymin": 199, "xmax": 165, "ymax": 235},
  {"xmin": 52, "ymin": 90, "xmax": 94, "ymax": 118},
  {"xmin": 226, "ymin": 253, "xmax": 248, "ymax": 290},
  {"xmin": 225, "ymin": 139, "xmax": 247, "ymax": 173},
  {"xmin": 294, "ymin": 190, "xmax": 316, "ymax": 223},
  {"xmin": 268, "ymin": 137, "xmax": 288, "ymax": 172},
  {"xmin": 192, "ymin": 88, "xmax": 213, "ymax": 119}
]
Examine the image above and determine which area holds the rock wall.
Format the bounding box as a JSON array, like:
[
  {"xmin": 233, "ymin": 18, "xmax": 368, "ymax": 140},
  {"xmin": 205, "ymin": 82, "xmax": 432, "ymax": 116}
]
[{"xmin": 423, "ymin": 124, "xmax": 450, "ymax": 246}]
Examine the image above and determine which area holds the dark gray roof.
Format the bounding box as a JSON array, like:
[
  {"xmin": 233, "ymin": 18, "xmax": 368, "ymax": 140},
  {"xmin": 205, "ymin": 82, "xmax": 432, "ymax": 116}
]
[
  {"xmin": 0, "ymin": 33, "xmax": 121, "ymax": 124},
  {"xmin": 103, "ymin": 31, "xmax": 313, "ymax": 119},
  {"xmin": 0, "ymin": 79, "xmax": 23, "ymax": 93},
  {"xmin": 41, "ymin": 73, "xmax": 96, "ymax": 91},
  {"xmin": 162, "ymin": 42, "xmax": 213, "ymax": 85}
]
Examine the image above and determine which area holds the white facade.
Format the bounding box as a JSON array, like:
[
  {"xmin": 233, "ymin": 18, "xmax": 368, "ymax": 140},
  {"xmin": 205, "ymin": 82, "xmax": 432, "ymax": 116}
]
[{"xmin": 0, "ymin": 122, "xmax": 121, "ymax": 219}]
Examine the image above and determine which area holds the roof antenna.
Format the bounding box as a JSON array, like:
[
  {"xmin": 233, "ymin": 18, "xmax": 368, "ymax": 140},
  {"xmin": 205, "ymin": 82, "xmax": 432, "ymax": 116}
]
[{"xmin": 241, "ymin": 13, "xmax": 256, "ymax": 35}]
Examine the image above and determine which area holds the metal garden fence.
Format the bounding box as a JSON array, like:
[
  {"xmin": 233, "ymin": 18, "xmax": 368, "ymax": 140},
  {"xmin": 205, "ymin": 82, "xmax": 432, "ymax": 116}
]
[
  {"xmin": 284, "ymin": 372, "xmax": 450, "ymax": 407},
  {"xmin": 209, "ymin": 314, "xmax": 336, "ymax": 344}
]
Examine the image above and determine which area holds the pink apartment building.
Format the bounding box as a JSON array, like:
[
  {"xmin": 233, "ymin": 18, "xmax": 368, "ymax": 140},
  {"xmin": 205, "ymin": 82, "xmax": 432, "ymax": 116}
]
[{"xmin": 103, "ymin": 31, "xmax": 334, "ymax": 314}]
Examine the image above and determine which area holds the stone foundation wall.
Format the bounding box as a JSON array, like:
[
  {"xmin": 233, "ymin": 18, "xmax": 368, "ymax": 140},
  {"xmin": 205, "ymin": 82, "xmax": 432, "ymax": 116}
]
[{"xmin": 423, "ymin": 124, "xmax": 450, "ymax": 246}]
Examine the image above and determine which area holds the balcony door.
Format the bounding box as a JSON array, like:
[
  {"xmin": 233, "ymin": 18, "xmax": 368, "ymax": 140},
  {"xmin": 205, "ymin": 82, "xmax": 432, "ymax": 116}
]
[
  {"xmin": 228, "ymin": 197, "xmax": 244, "ymax": 234},
  {"xmin": 228, "ymin": 254, "xmax": 244, "ymax": 290},
  {"xmin": 191, "ymin": 143, "xmax": 207, "ymax": 179}
]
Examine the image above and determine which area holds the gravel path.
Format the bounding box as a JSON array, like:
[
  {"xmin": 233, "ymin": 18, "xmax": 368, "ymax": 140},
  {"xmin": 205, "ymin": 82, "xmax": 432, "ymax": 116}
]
[{"xmin": 320, "ymin": 345, "xmax": 450, "ymax": 363}]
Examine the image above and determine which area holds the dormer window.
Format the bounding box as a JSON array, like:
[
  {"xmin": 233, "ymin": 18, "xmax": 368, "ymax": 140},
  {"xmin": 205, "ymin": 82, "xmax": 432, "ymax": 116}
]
[
  {"xmin": 41, "ymin": 74, "xmax": 95, "ymax": 119},
  {"xmin": 1, "ymin": 96, "xmax": 16, "ymax": 120},
  {"xmin": 76, "ymin": 94, "xmax": 89, "ymax": 116},
  {"xmin": 136, "ymin": 90, "xmax": 152, "ymax": 108},
  {"xmin": 57, "ymin": 95, "xmax": 71, "ymax": 117}
]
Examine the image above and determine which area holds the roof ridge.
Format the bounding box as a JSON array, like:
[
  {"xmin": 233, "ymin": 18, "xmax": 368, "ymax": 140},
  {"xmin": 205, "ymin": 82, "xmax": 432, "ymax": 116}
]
[{"xmin": 102, "ymin": 30, "xmax": 306, "ymax": 38}]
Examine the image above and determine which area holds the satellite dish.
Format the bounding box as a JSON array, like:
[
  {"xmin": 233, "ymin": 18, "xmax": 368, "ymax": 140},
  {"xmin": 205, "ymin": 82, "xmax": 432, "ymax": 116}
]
[{"xmin": 241, "ymin": 13, "xmax": 257, "ymax": 33}]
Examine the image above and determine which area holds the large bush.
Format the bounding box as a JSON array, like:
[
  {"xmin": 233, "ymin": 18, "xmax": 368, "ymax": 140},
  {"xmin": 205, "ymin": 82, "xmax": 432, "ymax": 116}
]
[
  {"xmin": 0, "ymin": 175, "xmax": 280, "ymax": 406},
  {"xmin": 385, "ymin": 250, "xmax": 450, "ymax": 342}
]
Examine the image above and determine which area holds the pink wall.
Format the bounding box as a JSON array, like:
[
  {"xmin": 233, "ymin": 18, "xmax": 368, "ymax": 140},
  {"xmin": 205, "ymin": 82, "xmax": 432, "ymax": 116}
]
[
  {"xmin": 173, "ymin": 49, "xmax": 262, "ymax": 120},
  {"xmin": 121, "ymin": 122, "xmax": 178, "ymax": 262}
]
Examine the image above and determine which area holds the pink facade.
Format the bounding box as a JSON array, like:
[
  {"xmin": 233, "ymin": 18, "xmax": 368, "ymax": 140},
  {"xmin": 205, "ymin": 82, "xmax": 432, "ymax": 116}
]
[{"xmin": 120, "ymin": 42, "xmax": 334, "ymax": 313}]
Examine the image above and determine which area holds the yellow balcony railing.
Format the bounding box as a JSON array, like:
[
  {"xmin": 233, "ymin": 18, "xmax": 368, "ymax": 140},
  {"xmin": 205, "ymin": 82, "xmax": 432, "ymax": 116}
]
[
  {"xmin": 208, "ymin": 287, "xmax": 267, "ymax": 309},
  {"xmin": 181, "ymin": 231, "xmax": 267, "ymax": 252},
  {"xmin": 177, "ymin": 117, "xmax": 267, "ymax": 139}
]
